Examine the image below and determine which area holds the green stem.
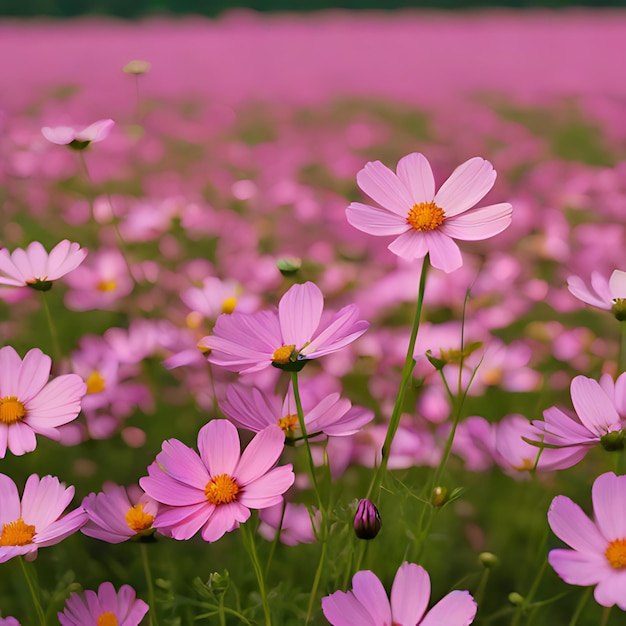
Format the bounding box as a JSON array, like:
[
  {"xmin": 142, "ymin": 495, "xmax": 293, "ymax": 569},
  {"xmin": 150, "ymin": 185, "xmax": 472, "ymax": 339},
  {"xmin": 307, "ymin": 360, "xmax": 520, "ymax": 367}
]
[
  {"xmin": 264, "ymin": 500, "xmax": 286, "ymax": 579},
  {"xmin": 19, "ymin": 557, "xmax": 46, "ymax": 626},
  {"xmin": 600, "ymin": 606, "xmax": 611, "ymax": 626},
  {"xmin": 305, "ymin": 535, "xmax": 328, "ymax": 625},
  {"xmin": 241, "ymin": 521, "xmax": 271, "ymax": 626},
  {"xmin": 366, "ymin": 256, "xmax": 430, "ymax": 500},
  {"xmin": 568, "ymin": 587, "xmax": 591, "ymax": 626},
  {"xmin": 140, "ymin": 543, "xmax": 158, "ymax": 626},
  {"xmin": 41, "ymin": 292, "xmax": 62, "ymax": 364}
]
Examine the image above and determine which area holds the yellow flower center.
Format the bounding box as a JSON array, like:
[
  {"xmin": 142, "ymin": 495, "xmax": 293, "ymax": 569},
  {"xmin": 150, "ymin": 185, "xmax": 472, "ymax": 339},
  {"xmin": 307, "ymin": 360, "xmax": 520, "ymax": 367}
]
[
  {"xmin": 512, "ymin": 458, "xmax": 535, "ymax": 472},
  {"xmin": 125, "ymin": 504, "xmax": 155, "ymax": 533},
  {"xmin": 221, "ymin": 297, "xmax": 238, "ymax": 314},
  {"xmin": 96, "ymin": 279, "xmax": 117, "ymax": 292},
  {"xmin": 271, "ymin": 344, "xmax": 296, "ymax": 365},
  {"xmin": 186, "ymin": 311, "xmax": 203, "ymax": 329},
  {"xmin": 205, "ymin": 474, "xmax": 240, "ymax": 505},
  {"xmin": 0, "ymin": 396, "xmax": 26, "ymax": 425},
  {"xmin": 97, "ymin": 612, "xmax": 119, "ymax": 626},
  {"xmin": 407, "ymin": 201, "xmax": 445, "ymax": 231},
  {"xmin": 606, "ymin": 538, "xmax": 626, "ymax": 569},
  {"xmin": 0, "ymin": 518, "xmax": 36, "ymax": 546},
  {"xmin": 277, "ymin": 414, "xmax": 298, "ymax": 435},
  {"xmin": 86, "ymin": 371, "xmax": 106, "ymax": 395}
]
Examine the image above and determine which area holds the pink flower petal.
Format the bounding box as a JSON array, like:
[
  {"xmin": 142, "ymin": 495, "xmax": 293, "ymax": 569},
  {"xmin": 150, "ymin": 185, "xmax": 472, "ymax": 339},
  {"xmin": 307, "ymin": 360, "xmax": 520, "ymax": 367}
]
[
  {"xmin": 420, "ymin": 590, "xmax": 477, "ymax": 626},
  {"xmin": 279, "ymin": 282, "xmax": 323, "ymax": 349},
  {"xmin": 594, "ymin": 571, "xmax": 626, "ymax": 610},
  {"xmin": 322, "ymin": 590, "xmax": 377, "ymax": 626},
  {"xmin": 17, "ymin": 349, "xmax": 52, "ymax": 403},
  {"xmin": 351, "ymin": 570, "xmax": 392, "ymax": 626},
  {"xmin": 346, "ymin": 202, "xmax": 408, "ymax": 236},
  {"xmin": 387, "ymin": 229, "xmax": 429, "ymax": 260},
  {"xmin": 547, "ymin": 495, "xmax": 607, "ymax": 553},
  {"xmin": 592, "ymin": 472, "xmax": 626, "ymax": 541},
  {"xmin": 201, "ymin": 501, "xmax": 249, "ymax": 542},
  {"xmin": 154, "ymin": 502, "xmax": 210, "ymax": 539},
  {"xmin": 198, "ymin": 420, "xmax": 241, "ymax": 478},
  {"xmin": 396, "ymin": 152, "xmax": 435, "ymax": 204},
  {"xmin": 390, "ymin": 562, "xmax": 430, "ymax": 625},
  {"xmin": 357, "ymin": 160, "xmax": 413, "ymax": 217},
  {"xmin": 140, "ymin": 460, "xmax": 206, "ymax": 506},
  {"xmin": 440, "ymin": 203, "xmax": 512, "ymax": 241},
  {"xmin": 548, "ymin": 549, "xmax": 609, "ymax": 586},
  {"xmin": 609, "ymin": 269, "xmax": 626, "ymax": 299},
  {"xmin": 7, "ymin": 422, "xmax": 37, "ymax": 456},
  {"xmin": 235, "ymin": 424, "xmax": 285, "ymax": 486},
  {"xmin": 567, "ymin": 275, "xmax": 610, "ymax": 309},
  {"xmin": 0, "ymin": 473, "xmax": 21, "ymax": 524},
  {"xmin": 570, "ymin": 376, "xmax": 621, "ymax": 435},
  {"xmin": 424, "ymin": 230, "xmax": 463, "ymax": 273},
  {"xmin": 434, "ymin": 157, "xmax": 496, "ymax": 217},
  {"xmin": 237, "ymin": 465, "xmax": 294, "ymax": 509}
]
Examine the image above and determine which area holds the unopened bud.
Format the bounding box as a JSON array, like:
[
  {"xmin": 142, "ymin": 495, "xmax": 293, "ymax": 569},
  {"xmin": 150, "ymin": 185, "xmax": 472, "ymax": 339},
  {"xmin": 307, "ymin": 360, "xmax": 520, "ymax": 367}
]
[
  {"xmin": 508, "ymin": 592, "xmax": 524, "ymax": 606},
  {"xmin": 430, "ymin": 486, "xmax": 447, "ymax": 507},
  {"xmin": 478, "ymin": 552, "xmax": 499, "ymax": 569},
  {"xmin": 276, "ymin": 257, "xmax": 302, "ymax": 277},
  {"xmin": 601, "ymin": 430, "xmax": 625, "ymax": 452},
  {"xmin": 353, "ymin": 499, "xmax": 382, "ymax": 540}
]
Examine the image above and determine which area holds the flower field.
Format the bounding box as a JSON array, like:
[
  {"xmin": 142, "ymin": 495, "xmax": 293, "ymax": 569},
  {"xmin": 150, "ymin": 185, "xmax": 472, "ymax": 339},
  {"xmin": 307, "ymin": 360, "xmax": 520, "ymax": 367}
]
[{"xmin": 2, "ymin": 9, "xmax": 626, "ymax": 625}]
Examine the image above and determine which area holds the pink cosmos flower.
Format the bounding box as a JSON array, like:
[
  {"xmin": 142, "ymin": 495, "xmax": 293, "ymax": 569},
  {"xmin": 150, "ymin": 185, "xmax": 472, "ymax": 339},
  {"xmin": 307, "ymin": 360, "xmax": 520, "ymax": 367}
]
[
  {"xmin": 0, "ymin": 617, "xmax": 20, "ymax": 626},
  {"xmin": 58, "ymin": 581, "xmax": 148, "ymax": 626},
  {"xmin": 0, "ymin": 473, "xmax": 86, "ymax": 563},
  {"xmin": 346, "ymin": 153, "xmax": 512, "ymax": 272},
  {"xmin": 42, "ymin": 119, "xmax": 114, "ymax": 150},
  {"xmin": 258, "ymin": 502, "xmax": 320, "ymax": 546},
  {"xmin": 529, "ymin": 375, "xmax": 625, "ymax": 469},
  {"xmin": 567, "ymin": 269, "xmax": 626, "ymax": 320},
  {"xmin": 140, "ymin": 420, "xmax": 294, "ymax": 542},
  {"xmin": 0, "ymin": 346, "xmax": 87, "ymax": 458},
  {"xmin": 81, "ymin": 483, "xmax": 158, "ymax": 543},
  {"xmin": 181, "ymin": 276, "xmax": 258, "ymax": 320},
  {"xmin": 221, "ymin": 380, "xmax": 374, "ymax": 439},
  {"xmin": 322, "ymin": 561, "xmax": 477, "ymax": 625},
  {"xmin": 201, "ymin": 281, "xmax": 369, "ymax": 373},
  {"xmin": 0, "ymin": 240, "xmax": 87, "ymax": 290},
  {"xmin": 548, "ymin": 472, "xmax": 626, "ymax": 609}
]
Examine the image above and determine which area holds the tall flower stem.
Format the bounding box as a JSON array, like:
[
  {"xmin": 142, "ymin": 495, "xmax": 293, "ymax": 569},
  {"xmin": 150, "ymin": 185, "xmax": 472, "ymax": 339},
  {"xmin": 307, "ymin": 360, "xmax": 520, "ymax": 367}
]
[
  {"xmin": 366, "ymin": 256, "xmax": 430, "ymax": 501},
  {"xmin": 568, "ymin": 587, "xmax": 591, "ymax": 626},
  {"xmin": 41, "ymin": 292, "xmax": 62, "ymax": 365},
  {"xmin": 140, "ymin": 543, "xmax": 159, "ymax": 626},
  {"xmin": 240, "ymin": 521, "xmax": 272, "ymax": 626},
  {"xmin": 19, "ymin": 557, "xmax": 46, "ymax": 626}
]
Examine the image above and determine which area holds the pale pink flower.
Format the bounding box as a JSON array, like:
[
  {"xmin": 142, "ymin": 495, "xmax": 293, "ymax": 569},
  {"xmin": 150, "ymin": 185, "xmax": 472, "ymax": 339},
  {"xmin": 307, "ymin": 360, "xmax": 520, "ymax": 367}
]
[
  {"xmin": 221, "ymin": 380, "xmax": 373, "ymax": 438},
  {"xmin": 0, "ymin": 347, "xmax": 86, "ymax": 458},
  {"xmin": 81, "ymin": 483, "xmax": 158, "ymax": 543},
  {"xmin": 0, "ymin": 617, "xmax": 20, "ymax": 625},
  {"xmin": 0, "ymin": 473, "xmax": 86, "ymax": 563},
  {"xmin": 181, "ymin": 276, "xmax": 258, "ymax": 320},
  {"xmin": 64, "ymin": 248, "xmax": 133, "ymax": 311},
  {"xmin": 201, "ymin": 281, "xmax": 368, "ymax": 374},
  {"xmin": 258, "ymin": 502, "xmax": 320, "ymax": 546},
  {"xmin": 548, "ymin": 472, "xmax": 626, "ymax": 609},
  {"xmin": 567, "ymin": 269, "xmax": 626, "ymax": 320},
  {"xmin": 0, "ymin": 240, "xmax": 87, "ymax": 290},
  {"xmin": 529, "ymin": 375, "xmax": 625, "ymax": 469},
  {"xmin": 58, "ymin": 581, "xmax": 148, "ymax": 626},
  {"xmin": 140, "ymin": 420, "xmax": 294, "ymax": 542},
  {"xmin": 322, "ymin": 562, "xmax": 477, "ymax": 625},
  {"xmin": 41, "ymin": 119, "xmax": 114, "ymax": 149},
  {"xmin": 346, "ymin": 153, "xmax": 512, "ymax": 272}
]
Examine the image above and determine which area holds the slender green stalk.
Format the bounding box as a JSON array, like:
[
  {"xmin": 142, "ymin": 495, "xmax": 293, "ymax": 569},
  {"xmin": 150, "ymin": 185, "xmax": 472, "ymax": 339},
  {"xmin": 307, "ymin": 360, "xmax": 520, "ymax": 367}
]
[
  {"xmin": 41, "ymin": 292, "xmax": 62, "ymax": 364},
  {"xmin": 19, "ymin": 557, "xmax": 46, "ymax": 626},
  {"xmin": 600, "ymin": 606, "xmax": 611, "ymax": 626},
  {"xmin": 264, "ymin": 501, "xmax": 286, "ymax": 579},
  {"xmin": 305, "ymin": 536, "xmax": 328, "ymax": 625},
  {"xmin": 568, "ymin": 587, "xmax": 591, "ymax": 626},
  {"xmin": 240, "ymin": 522, "xmax": 272, "ymax": 626},
  {"xmin": 366, "ymin": 256, "xmax": 430, "ymax": 500},
  {"xmin": 140, "ymin": 543, "xmax": 158, "ymax": 626}
]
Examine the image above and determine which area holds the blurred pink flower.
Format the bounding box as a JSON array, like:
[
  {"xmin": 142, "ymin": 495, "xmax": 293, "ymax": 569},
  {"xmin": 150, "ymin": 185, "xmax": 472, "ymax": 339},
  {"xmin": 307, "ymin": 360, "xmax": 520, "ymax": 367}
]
[
  {"xmin": 530, "ymin": 375, "xmax": 625, "ymax": 469},
  {"xmin": 58, "ymin": 581, "xmax": 148, "ymax": 626},
  {"xmin": 0, "ymin": 473, "xmax": 86, "ymax": 563},
  {"xmin": 181, "ymin": 276, "xmax": 258, "ymax": 320},
  {"xmin": 201, "ymin": 281, "xmax": 368, "ymax": 374},
  {"xmin": 548, "ymin": 472, "xmax": 626, "ymax": 609},
  {"xmin": 567, "ymin": 269, "xmax": 626, "ymax": 320},
  {"xmin": 0, "ymin": 240, "xmax": 87, "ymax": 290},
  {"xmin": 258, "ymin": 502, "xmax": 320, "ymax": 546},
  {"xmin": 221, "ymin": 380, "xmax": 373, "ymax": 438},
  {"xmin": 64, "ymin": 248, "xmax": 133, "ymax": 311},
  {"xmin": 0, "ymin": 346, "xmax": 86, "ymax": 458},
  {"xmin": 42, "ymin": 119, "xmax": 114, "ymax": 150},
  {"xmin": 322, "ymin": 561, "xmax": 477, "ymax": 625},
  {"xmin": 0, "ymin": 618, "xmax": 20, "ymax": 626},
  {"xmin": 81, "ymin": 483, "xmax": 158, "ymax": 543},
  {"xmin": 346, "ymin": 153, "xmax": 512, "ymax": 272},
  {"xmin": 140, "ymin": 420, "xmax": 294, "ymax": 542}
]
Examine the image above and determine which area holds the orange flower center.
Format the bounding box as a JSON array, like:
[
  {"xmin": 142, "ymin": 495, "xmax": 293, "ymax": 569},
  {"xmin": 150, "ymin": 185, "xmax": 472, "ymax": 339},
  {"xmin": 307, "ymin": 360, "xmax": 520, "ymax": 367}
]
[
  {"xmin": 407, "ymin": 201, "xmax": 445, "ymax": 231},
  {"xmin": 606, "ymin": 538, "xmax": 626, "ymax": 569},
  {"xmin": 277, "ymin": 414, "xmax": 298, "ymax": 435},
  {"xmin": 271, "ymin": 344, "xmax": 296, "ymax": 365},
  {"xmin": 512, "ymin": 458, "xmax": 535, "ymax": 472},
  {"xmin": 0, "ymin": 518, "xmax": 36, "ymax": 546},
  {"xmin": 97, "ymin": 612, "xmax": 119, "ymax": 626},
  {"xmin": 0, "ymin": 396, "xmax": 26, "ymax": 425},
  {"xmin": 86, "ymin": 370, "xmax": 106, "ymax": 394},
  {"xmin": 96, "ymin": 279, "xmax": 117, "ymax": 292},
  {"xmin": 125, "ymin": 504, "xmax": 155, "ymax": 533},
  {"xmin": 221, "ymin": 297, "xmax": 238, "ymax": 314},
  {"xmin": 205, "ymin": 474, "xmax": 240, "ymax": 505}
]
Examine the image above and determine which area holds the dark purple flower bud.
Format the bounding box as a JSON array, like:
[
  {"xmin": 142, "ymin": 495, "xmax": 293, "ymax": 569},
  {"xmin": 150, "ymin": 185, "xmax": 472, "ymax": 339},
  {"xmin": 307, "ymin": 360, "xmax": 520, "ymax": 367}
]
[{"xmin": 353, "ymin": 498, "xmax": 382, "ymax": 540}]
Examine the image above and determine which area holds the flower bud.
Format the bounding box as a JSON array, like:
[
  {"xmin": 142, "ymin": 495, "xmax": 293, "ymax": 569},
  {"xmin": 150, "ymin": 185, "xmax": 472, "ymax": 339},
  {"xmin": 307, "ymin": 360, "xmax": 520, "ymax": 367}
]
[
  {"xmin": 478, "ymin": 552, "xmax": 499, "ymax": 569},
  {"xmin": 430, "ymin": 486, "xmax": 447, "ymax": 507},
  {"xmin": 353, "ymin": 499, "xmax": 382, "ymax": 540},
  {"xmin": 508, "ymin": 592, "xmax": 524, "ymax": 606}
]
